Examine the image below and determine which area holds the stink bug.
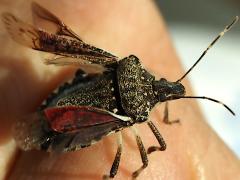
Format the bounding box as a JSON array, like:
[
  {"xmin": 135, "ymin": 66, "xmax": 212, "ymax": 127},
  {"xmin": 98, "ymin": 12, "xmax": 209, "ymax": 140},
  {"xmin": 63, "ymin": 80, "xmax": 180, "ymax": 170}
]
[{"xmin": 2, "ymin": 2, "xmax": 237, "ymax": 179}]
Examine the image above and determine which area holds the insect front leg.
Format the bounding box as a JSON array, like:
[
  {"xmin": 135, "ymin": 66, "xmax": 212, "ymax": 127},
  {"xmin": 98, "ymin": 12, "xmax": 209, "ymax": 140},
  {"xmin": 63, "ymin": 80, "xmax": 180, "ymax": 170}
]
[
  {"xmin": 163, "ymin": 102, "xmax": 180, "ymax": 124},
  {"xmin": 130, "ymin": 126, "xmax": 148, "ymax": 179},
  {"xmin": 103, "ymin": 132, "xmax": 123, "ymax": 180},
  {"xmin": 147, "ymin": 121, "xmax": 166, "ymax": 154}
]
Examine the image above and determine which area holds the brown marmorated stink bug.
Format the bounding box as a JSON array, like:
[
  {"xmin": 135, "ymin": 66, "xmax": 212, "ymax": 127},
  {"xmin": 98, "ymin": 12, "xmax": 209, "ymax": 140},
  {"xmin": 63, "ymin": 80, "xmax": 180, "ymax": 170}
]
[{"xmin": 2, "ymin": 2, "xmax": 237, "ymax": 179}]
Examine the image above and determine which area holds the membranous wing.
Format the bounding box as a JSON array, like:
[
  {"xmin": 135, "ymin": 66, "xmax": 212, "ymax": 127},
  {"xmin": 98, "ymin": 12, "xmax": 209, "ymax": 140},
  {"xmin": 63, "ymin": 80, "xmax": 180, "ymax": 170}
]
[
  {"xmin": 43, "ymin": 55, "xmax": 107, "ymax": 73},
  {"xmin": 2, "ymin": 13, "xmax": 40, "ymax": 49},
  {"xmin": 13, "ymin": 106, "xmax": 132, "ymax": 152},
  {"xmin": 31, "ymin": 2, "xmax": 83, "ymax": 41},
  {"xmin": 2, "ymin": 2, "xmax": 118, "ymax": 68}
]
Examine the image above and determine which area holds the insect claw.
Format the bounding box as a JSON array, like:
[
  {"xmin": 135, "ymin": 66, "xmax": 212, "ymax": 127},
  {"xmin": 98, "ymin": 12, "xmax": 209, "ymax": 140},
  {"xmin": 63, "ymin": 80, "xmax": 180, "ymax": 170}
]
[
  {"xmin": 102, "ymin": 175, "xmax": 111, "ymax": 180},
  {"xmin": 147, "ymin": 146, "xmax": 166, "ymax": 154}
]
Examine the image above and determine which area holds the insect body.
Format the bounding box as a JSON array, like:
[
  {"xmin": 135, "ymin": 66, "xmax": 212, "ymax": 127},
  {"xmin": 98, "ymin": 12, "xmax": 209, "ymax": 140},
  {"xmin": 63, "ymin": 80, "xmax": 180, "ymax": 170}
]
[{"xmin": 2, "ymin": 2, "xmax": 237, "ymax": 179}]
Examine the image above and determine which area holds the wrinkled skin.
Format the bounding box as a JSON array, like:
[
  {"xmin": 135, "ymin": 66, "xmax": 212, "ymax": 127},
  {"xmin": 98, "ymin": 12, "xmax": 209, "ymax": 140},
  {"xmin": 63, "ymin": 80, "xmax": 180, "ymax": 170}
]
[{"xmin": 0, "ymin": 0, "xmax": 239, "ymax": 180}]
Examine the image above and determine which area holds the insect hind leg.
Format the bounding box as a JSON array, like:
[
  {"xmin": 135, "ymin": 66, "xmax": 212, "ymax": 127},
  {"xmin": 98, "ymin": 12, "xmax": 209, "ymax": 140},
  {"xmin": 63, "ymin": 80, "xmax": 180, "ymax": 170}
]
[
  {"xmin": 103, "ymin": 132, "xmax": 123, "ymax": 180},
  {"xmin": 130, "ymin": 126, "xmax": 148, "ymax": 179}
]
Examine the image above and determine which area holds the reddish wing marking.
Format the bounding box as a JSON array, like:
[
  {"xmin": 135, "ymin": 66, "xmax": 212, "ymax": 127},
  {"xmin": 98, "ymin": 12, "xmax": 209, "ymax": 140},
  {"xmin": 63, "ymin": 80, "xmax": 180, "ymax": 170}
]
[
  {"xmin": 13, "ymin": 106, "xmax": 130, "ymax": 151},
  {"xmin": 44, "ymin": 106, "xmax": 124, "ymax": 133}
]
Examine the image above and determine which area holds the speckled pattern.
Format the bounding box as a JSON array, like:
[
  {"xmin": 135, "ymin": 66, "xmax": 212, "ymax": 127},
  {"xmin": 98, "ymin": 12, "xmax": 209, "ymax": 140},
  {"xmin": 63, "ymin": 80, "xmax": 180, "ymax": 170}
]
[
  {"xmin": 17, "ymin": 52, "xmax": 163, "ymax": 152},
  {"xmin": 38, "ymin": 30, "xmax": 117, "ymax": 65},
  {"xmin": 43, "ymin": 56, "xmax": 159, "ymax": 122},
  {"xmin": 41, "ymin": 69, "xmax": 121, "ymax": 114},
  {"xmin": 117, "ymin": 55, "xmax": 158, "ymax": 122}
]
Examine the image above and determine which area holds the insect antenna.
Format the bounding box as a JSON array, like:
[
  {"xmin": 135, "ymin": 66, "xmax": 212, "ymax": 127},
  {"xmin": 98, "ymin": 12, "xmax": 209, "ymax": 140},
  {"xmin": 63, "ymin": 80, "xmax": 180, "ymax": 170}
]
[
  {"xmin": 176, "ymin": 16, "xmax": 239, "ymax": 83},
  {"xmin": 174, "ymin": 95, "xmax": 235, "ymax": 115}
]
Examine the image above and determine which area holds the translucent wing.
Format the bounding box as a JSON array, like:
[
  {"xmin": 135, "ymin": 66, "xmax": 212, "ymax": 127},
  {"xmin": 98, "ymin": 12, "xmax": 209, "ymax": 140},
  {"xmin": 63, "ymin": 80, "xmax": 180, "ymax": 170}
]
[
  {"xmin": 31, "ymin": 2, "xmax": 119, "ymax": 65},
  {"xmin": 44, "ymin": 56, "xmax": 106, "ymax": 73},
  {"xmin": 2, "ymin": 10, "xmax": 118, "ymax": 67},
  {"xmin": 31, "ymin": 2, "xmax": 82, "ymax": 41},
  {"xmin": 2, "ymin": 12, "xmax": 41, "ymax": 49}
]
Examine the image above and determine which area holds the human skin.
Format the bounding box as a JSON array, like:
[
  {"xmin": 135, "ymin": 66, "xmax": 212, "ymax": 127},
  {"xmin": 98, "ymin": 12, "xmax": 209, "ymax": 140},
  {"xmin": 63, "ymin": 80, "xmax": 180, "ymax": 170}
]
[{"xmin": 0, "ymin": 0, "xmax": 239, "ymax": 179}]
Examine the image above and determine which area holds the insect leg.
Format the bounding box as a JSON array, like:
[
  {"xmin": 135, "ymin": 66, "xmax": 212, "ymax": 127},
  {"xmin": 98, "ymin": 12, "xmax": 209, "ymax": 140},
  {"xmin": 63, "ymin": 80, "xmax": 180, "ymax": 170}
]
[
  {"xmin": 103, "ymin": 132, "xmax": 123, "ymax": 180},
  {"xmin": 147, "ymin": 121, "xmax": 166, "ymax": 154},
  {"xmin": 130, "ymin": 126, "xmax": 148, "ymax": 179},
  {"xmin": 163, "ymin": 102, "xmax": 180, "ymax": 124}
]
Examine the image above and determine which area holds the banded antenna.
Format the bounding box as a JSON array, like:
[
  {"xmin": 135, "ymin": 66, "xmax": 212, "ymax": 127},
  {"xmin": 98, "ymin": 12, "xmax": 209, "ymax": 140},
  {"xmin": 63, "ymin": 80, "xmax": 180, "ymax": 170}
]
[
  {"xmin": 175, "ymin": 16, "xmax": 239, "ymax": 115},
  {"xmin": 177, "ymin": 16, "xmax": 239, "ymax": 83}
]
